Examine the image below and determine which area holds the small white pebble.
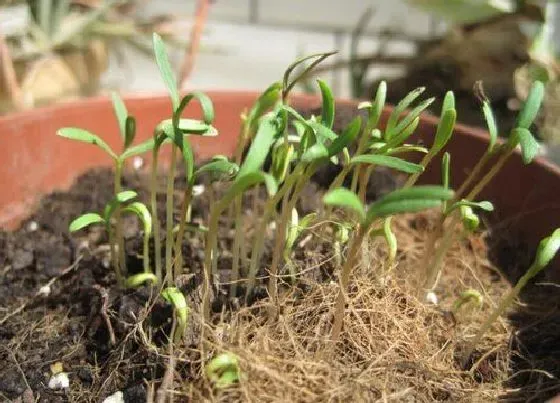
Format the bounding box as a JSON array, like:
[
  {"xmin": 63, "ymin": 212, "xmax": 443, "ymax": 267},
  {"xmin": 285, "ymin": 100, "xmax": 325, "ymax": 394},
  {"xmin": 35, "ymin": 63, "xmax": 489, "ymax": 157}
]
[
  {"xmin": 132, "ymin": 156, "xmax": 144, "ymax": 170},
  {"xmin": 426, "ymin": 292, "xmax": 438, "ymax": 305},
  {"xmin": 27, "ymin": 221, "xmax": 38, "ymax": 232},
  {"xmin": 192, "ymin": 184, "xmax": 205, "ymax": 196},
  {"xmin": 48, "ymin": 372, "xmax": 69, "ymax": 390},
  {"xmin": 38, "ymin": 285, "xmax": 51, "ymax": 297},
  {"xmin": 102, "ymin": 391, "xmax": 124, "ymax": 403},
  {"xmin": 268, "ymin": 221, "xmax": 276, "ymax": 231}
]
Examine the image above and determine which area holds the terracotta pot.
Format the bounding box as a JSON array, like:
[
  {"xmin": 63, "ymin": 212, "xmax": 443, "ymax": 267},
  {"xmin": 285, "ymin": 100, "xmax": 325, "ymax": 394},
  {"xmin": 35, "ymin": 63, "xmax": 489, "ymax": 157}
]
[{"xmin": 1, "ymin": 91, "xmax": 559, "ymax": 279}]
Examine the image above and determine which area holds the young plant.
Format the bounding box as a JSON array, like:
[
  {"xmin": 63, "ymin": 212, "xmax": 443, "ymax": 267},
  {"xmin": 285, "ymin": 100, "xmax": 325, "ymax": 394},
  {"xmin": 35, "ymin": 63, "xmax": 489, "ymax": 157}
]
[
  {"xmin": 323, "ymin": 185, "xmax": 454, "ymax": 345},
  {"xmin": 161, "ymin": 286, "xmax": 189, "ymax": 344},
  {"xmin": 58, "ymin": 112, "xmax": 156, "ymax": 283},
  {"xmin": 69, "ymin": 191, "xmax": 157, "ymax": 287},
  {"xmin": 282, "ymin": 209, "xmax": 317, "ymax": 282},
  {"xmin": 205, "ymin": 352, "xmax": 242, "ymax": 390},
  {"xmin": 463, "ymin": 228, "xmax": 560, "ymax": 365},
  {"xmin": 452, "ymin": 289, "xmax": 483, "ymax": 314},
  {"xmin": 151, "ymin": 33, "xmax": 218, "ymax": 285}
]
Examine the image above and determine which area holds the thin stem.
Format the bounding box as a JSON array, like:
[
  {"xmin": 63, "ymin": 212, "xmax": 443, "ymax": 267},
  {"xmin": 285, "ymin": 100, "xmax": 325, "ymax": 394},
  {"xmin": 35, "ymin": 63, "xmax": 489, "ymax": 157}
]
[
  {"xmin": 114, "ymin": 160, "xmax": 126, "ymax": 282},
  {"xmin": 229, "ymin": 197, "xmax": 243, "ymax": 297},
  {"xmin": 453, "ymin": 151, "xmax": 492, "ymax": 202},
  {"xmin": 165, "ymin": 147, "xmax": 178, "ymax": 285},
  {"xmin": 143, "ymin": 230, "xmax": 150, "ymax": 274},
  {"xmin": 108, "ymin": 227, "xmax": 123, "ymax": 286},
  {"xmin": 174, "ymin": 184, "xmax": 193, "ymax": 280},
  {"xmin": 357, "ymin": 164, "xmax": 373, "ymax": 203},
  {"xmin": 403, "ymin": 152, "xmax": 432, "ymax": 188},
  {"xmin": 267, "ymin": 168, "xmax": 311, "ymax": 314},
  {"xmin": 466, "ymin": 147, "xmax": 513, "ymax": 201},
  {"xmin": 330, "ymin": 229, "xmax": 366, "ymax": 345},
  {"xmin": 423, "ymin": 215, "xmax": 460, "ymax": 293},
  {"xmin": 245, "ymin": 166, "xmax": 303, "ymax": 299},
  {"xmin": 202, "ymin": 205, "xmax": 222, "ymax": 321},
  {"xmin": 151, "ymin": 147, "xmax": 163, "ymax": 284},
  {"xmin": 463, "ymin": 265, "xmax": 533, "ymax": 364}
]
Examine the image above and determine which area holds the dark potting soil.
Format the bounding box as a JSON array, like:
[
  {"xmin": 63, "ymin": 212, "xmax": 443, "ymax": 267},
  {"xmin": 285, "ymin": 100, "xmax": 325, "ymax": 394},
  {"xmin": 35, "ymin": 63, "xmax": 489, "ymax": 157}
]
[{"xmin": 0, "ymin": 105, "xmax": 558, "ymax": 402}]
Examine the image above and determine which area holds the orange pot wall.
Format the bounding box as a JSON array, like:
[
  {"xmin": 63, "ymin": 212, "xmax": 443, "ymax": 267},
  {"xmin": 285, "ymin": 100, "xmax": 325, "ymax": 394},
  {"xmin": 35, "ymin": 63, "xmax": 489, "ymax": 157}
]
[{"xmin": 1, "ymin": 92, "xmax": 559, "ymax": 279}]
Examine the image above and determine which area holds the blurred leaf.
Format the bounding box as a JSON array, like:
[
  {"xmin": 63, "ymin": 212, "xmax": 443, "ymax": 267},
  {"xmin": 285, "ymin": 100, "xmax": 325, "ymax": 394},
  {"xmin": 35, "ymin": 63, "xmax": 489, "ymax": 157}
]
[
  {"xmin": 380, "ymin": 116, "xmax": 420, "ymax": 152},
  {"xmin": 224, "ymin": 172, "xmax": 277, "ymax": 207},
  {"xmin": 323, "ymin": 188, "xmax": 366, "ymax": 222},
  {"xmin": 350, "ymin": 154, "xmax": 423, "ymax": 174},
  {"xmin": 103, "ymin": 190, "xmax": 138, "ymax": 222},
  {"xmin": 532, "ymin": 228, "xmax": 560, "ymax": 273},
  {"xmin": 406, "ymin": 0, "xmax": 514, "ymax": 24},
  {"xmin": 482, "ymin": 101, "xmax": 498, "ymax": 152},
  {"xmin": 123, "ymin": 202, "xmax": 152, "ymax": 236},
  {"xmin": 125, "ymin": 273, "xmax": 158, "ymax": 288},
  {"xmin": 432, "ymin": 108, "xmax": 456, "ymax": 154},
  {"xmin": 301, "ymin": 142, "xmax": 329, "ymax": 163},
  {"xmin": 387, "ymin": 97, "xmax": 434, "ymax": 140},
  {"xmin": 69, "ymin": 213, "xmax": 104, "ymax": 232},
  {"xmin": 282, "ymin": 51, "xmax": 337, "ymax": 98},
  {"xmin": 367, "ymin": 81, "xmax": 387, "ymax": 130},
  {"xmin": 442, "ymin": 91, "xmax": 455, "ymax": 112},
  {"xmin": 317, "ymin": 79, "xmax": 335, "ymax": 129},
  {"xmin": 161, "ymin": 287, "xmax": 189, "ymax": 344},
  {"xmin": 516, "ymin": 80, "xmax": 544, "ymax": 130},
  {"xmin": 512, "ymin": 127, "xmax": 539, "ymax": 164},
  {"xmin": 195, "ymin": 159, "xmax": 239, "ymax": 180},
  {"xmin": 460, "ymin": 205, "xmax": 480, "ymax": 231},
  {"xmin": 385, "ymin": 87, "xmax": 425, "ymax": 136},
  {"xmin": 153, "ymin": 32, "xmax": 179, "ymax": 110},
  {"xmin": 120, "ymin": 138, "xmax": 156, "ymax": 160},
  {"xmin": 124, "ymin": 116, "xmax": 136, "ymax": 150},
  {"xmin": 57, "ymin": 128, "xmax": 117, "ymax": 160},
  {"xmin": 174, "ymin": 92, "xmax": 215, "ymax": 127},
  {"xmin": 238, "ymin": 115, "xmax": 279, "ymax": 177},
  {"xmin": 328, "ymin": 116, "xmax": 362, "ymax": 156},
  {"xmin": 111, "ymin": 91, "xmax": 128, "ymax": 140}
]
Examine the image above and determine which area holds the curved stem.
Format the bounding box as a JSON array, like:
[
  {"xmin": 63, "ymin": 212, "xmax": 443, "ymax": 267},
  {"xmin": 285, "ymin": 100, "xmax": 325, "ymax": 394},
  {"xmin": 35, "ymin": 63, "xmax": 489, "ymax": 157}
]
[
  {"xmin": 466, "ymin": 147, "xmax": 513, "ymax": 201},
  {"xmin": 453, "ymin": 151, "xmax": 492, "ymax": 202}
]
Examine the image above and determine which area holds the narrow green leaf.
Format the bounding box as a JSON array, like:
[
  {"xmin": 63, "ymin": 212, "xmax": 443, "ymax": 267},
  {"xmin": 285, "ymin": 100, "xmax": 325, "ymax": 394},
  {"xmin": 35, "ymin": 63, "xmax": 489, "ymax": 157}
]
[
  {"xmin": 125, "ymin": 273, "xmax": 158, "ymax": 288},
  {"xmin": 111, "ymin": 91, "xmax": 128, "ymax": 139},
  {"xmin": 447, "ymin": 199, "xmax": 494, "ymax": 215},
  {"xmin": 387, "ymin": 145, "xmax": 429, "ymax": 155},
  {"xmin": 195, "ymin": 159, "xmax": 239, "ymax": 180},
  {"xmin": 368, "ymin": 81, "xmax": 387, "ymax": 130},
  {"xmin": 374, "ymin": 185, "xmax": 454, "ymax": 205},
  {"xmin": 516, "ymin": 80, "xmax": 545, "ymax": 130},
  {"xmin": 57, "ymin": 128, "xmax": 117, "ymax": 160},
  {"xmin": 380, "ymin": 116, "xmax": 420, "ymax": 152},
  {"xmin": 482, "ymin": 101, "xmax": 498, "ymax": 152},
  {"xmin": 533, "ymin": 228, "xmax": 560, "ymax": 272},
  {"xmin": 182, "ymin": 139, "xmax": 195, "ymax": 184},
  {"xmin": 385, "ymin": 87, "xmax": 425, "ymax": 135},
  {"xmin": 69, "ymin": 213, "xmax": 105, "ymax": 232},
  {"xmin": 123, "ymin": 202, "xmax": 152, "ymax": 237},
  {"xmin": 442, "ymin": 152, "xmax": 450, "ymax": 190},
  {"xmin": 328, "ymin": 116, "xmax": 362, "ymax": 156},
  {"xmin": 153, "ymin": 32, "xmax": 179, "ymax": 110},
  {"xmin": 387, "ymin": 97, "xmax": 435, "ymax": 140},
  {"xmin": 301, "ymin": 142, "xmax": 329, "ymax": 163},
  {"xmin": 246, "ymin": 82, "xmax": 282, "ymax": 134},
  {"xmin": 432, "ymin": 108, "xmax": 456, "ymax": 154},
  {"xmin": 161, "ymin": 287, "xmax": 189, "ymax": 343},
  {"xmin": 238, "ymin": 115, "xmax": 279, "ymax": 177},
  {"xmin": 224, "ymin": 172, "xmax": 276, "ymax": 207},
  {"xmin": 103, "ymin": 190, "xmax": 138, "ymax": 222},
  {"xmin": 120, "ymin": 138, "xmax": 156, "ymax": 160},
  {"xmin": 442, "ymin": 91, "xmax": 455, "ymax": 112},
  {"xmin": 317, "ymin": 79, "xmax": 335, "ymax": 128},
  {"xmin": 323, "ymin": 188, "xmax": 366, "ymax": 222},
  {"xmin": 124, "ymin": 116, "xmax": 136, "ymax": 149},
  {"xmin": 350, "ymin": 154, "xmax": 423, "ymax": 174},
  {"xmin": 512, "ymin": 128, "xmax": 539, "ymax": 164},
  {"xmin": 282, "ymin": 51, "xmax": 337, "ymax": 98},
  {"xmin": 367, "ymin": 199, "xmax": 443, "ymax": 223},
  {"xmin": 160, "ymin": 118, "xmax": 217, "ymax": 136}
]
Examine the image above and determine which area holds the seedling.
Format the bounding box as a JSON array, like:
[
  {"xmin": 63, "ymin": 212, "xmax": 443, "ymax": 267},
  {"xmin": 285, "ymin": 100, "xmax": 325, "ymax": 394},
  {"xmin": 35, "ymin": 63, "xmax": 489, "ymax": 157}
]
[
  {"xmin": 69, "ymin": 192, "xmax": 155, "ymax": 287},
  {"xmin": 205, "ymin": 352, "xmax": 242, "ymax": 389},
  {"xmin": 323, "ymin": 185, "xmax": 454, "ymax": 344},
  {"xmin": 283, "ymin": 209, "xmax": 316, "ymax": 282},
  {"xmin": 464, "ymin": 228, "xmax": 560, "ymax": 365},
  {"xmin": 452, "ymin": 289, "xmax": 483, "ymax": 314},
  {"xmin": 161, "ymin": 286, "xmax": 189, "ymax": 344}
]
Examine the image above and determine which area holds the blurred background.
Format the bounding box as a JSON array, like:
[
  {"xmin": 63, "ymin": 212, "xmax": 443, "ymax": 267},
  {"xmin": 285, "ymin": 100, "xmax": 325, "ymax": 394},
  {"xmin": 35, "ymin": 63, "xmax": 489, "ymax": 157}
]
[{"xmin": 0, "ymin": 0, "xmax": 559, "ymax": 160}]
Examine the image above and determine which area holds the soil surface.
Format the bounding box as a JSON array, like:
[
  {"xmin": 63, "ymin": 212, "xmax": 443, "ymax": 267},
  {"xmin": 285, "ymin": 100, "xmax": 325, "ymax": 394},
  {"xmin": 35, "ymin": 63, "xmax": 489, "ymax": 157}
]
[{"xmin": 0, "ymin": 105, "xmax": 558, "ymax": 402}]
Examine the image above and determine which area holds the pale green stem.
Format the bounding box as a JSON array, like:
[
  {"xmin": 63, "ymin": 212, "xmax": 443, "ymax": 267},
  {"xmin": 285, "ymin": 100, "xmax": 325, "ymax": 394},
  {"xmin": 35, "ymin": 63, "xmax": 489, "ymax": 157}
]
[
  {"xmin": 165, "ymin": 147, "xmax": 178, "ymax": 285},
  {"xmin": 108, "ymin": 226, "xmax": 123, "ymax": 286},
  {"xmin": 453, "ymin": 151, "xmax": 492, "ymax": 202},
  {"xmin": 403, "ymin": 152, "xmax": 433, "ymax": 188},
  {"xmin": 151, "ymin": 147, "xmax": 163, "ymax": 284},
  {"xmin": 229, "ymin": 197, "xmax": 243, "ymax": 297},
  {"xmin": 174, "ymin": 184, "xmax": 193, "ymax": 280},
  {"xmin": 114, "ymin": 160, "xmax": 126, "ymax": 281},
  {"xmin": 245, "ymin": 166, "xmax": 303, "ymax": 299},
  {"xmin": 465, "ymin": 148, "xmax": 514, "ymax": 201}
]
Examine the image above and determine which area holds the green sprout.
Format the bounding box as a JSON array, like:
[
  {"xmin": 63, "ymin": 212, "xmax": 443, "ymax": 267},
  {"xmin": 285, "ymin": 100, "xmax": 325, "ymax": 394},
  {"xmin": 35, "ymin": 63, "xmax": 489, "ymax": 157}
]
[
  {"xmin": 161, "ymin": 286, "xmax": 189, "ymax": 344},
  {"xmin": 283, "ymin": 209, "xmax": 316, "ymax": 282},
  {"xmin": 452, "ymin": 289, "xmax": 483, "ymax": 314},
  {"xmin": 323, "ymin": 185, "xmax": 454, "ymax": 345},
  {"xmin": 69, "ymin": 191, "xmax": 155, "ymax": 286},
  {"xmin": 464, "ymin": 228, "xmax": 560, "ymax": 365},
  {"xmin": 152, "ymin": 33, "xmax": 218, "ymax": 285},
  {"xmin": 205, "ymin": 352, "xmax": 242, "ymax": 390}
]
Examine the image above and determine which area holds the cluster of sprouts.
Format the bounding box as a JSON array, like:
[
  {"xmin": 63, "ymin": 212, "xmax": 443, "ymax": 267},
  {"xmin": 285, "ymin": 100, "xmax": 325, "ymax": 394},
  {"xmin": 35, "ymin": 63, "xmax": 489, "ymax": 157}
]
[{"xmin": 60, "ymin": 34, "xmax": 560, "ymax": 382}]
